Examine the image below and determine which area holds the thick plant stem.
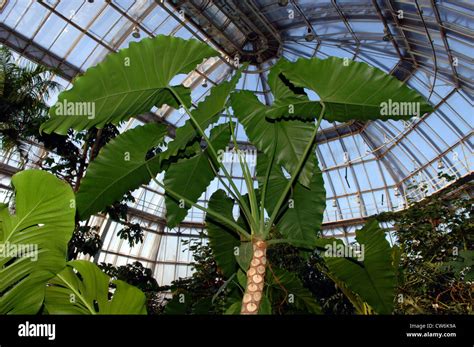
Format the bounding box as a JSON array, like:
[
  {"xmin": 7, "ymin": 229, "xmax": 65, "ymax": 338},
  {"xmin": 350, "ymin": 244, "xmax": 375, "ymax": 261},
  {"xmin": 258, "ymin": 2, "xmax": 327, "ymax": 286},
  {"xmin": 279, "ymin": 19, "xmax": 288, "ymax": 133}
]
[
  {"xmin": 241, "ymin": 240, "xmax": 267, "ymax": 315},
  {"xmin": 145, "ymin": 164, "xmax": 250, "ymax": 239},
  {"xmin": 168, "ymin": 87, "xmax": 257, "ymax": 232}
]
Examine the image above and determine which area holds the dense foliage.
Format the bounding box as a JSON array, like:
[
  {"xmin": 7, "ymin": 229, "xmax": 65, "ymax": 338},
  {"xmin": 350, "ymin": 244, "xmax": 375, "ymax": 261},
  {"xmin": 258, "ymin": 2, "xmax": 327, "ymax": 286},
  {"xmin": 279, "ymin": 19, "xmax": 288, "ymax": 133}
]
[
  {"xmin": 378, "ymin": 184, "xmax": 473, "ymax": 314},
  {"xmin": 0, "ymin": 46, "xmax": 60, "ymax": 158}
]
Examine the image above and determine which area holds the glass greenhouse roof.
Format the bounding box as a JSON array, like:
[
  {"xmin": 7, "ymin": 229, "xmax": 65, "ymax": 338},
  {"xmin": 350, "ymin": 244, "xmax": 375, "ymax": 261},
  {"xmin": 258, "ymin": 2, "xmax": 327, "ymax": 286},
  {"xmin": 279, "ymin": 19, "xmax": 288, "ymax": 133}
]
[{"xmin": 0, "ymin": 0, "xmax": 472, "ymax": 285}]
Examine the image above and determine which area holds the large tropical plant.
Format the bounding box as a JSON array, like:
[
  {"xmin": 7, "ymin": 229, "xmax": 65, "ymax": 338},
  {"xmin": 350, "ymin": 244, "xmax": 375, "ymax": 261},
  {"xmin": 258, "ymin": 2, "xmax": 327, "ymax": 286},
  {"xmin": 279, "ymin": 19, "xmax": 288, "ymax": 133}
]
[
  {"xmin": 41, "ymin": 35, "xmax": 432, "ymax": 314},
  {"xmin": 0, "ymin": 46, "xmax": 61, "ymax": 159},
  {"xmin": 377, "ymin": 187, "xmax": 473, "ymax": 314}
]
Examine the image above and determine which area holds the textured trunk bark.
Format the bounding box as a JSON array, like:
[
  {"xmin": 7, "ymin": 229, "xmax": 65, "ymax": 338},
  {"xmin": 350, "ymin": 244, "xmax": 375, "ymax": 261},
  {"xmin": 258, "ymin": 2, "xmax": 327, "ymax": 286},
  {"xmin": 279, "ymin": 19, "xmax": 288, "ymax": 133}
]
[{"xmin": 241, "ymin": 240, "xmax": 267, "ymax": 315}]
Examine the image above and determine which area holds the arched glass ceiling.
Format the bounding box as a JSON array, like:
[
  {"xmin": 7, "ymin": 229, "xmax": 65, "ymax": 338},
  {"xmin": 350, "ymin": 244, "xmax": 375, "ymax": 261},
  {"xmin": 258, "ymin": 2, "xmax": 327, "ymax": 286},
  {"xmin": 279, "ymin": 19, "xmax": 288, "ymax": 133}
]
[{"xmin": 0, "ymin": 0, "xmax": 472, "ymax": 285}]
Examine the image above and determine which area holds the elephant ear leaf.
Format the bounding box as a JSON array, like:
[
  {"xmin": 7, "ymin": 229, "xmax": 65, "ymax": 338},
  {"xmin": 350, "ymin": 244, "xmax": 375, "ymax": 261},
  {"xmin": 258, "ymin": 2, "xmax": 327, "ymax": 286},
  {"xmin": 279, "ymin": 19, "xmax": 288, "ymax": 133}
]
[
  {"xmin": 0, "ymin": 170, "xmax": 75, "ymax": 314},
  {"xmin": 154, "ymin": 85, "xmax": 192, "ymax": 110},
  {"xmin": 45, "ymin": 260, "xmax": 147, "ymax": 314},
  {"xmin": 41, "ymin": 35, "xmax": 217, "ymax": 135},
  {"xmin": 322, "ymin": 220, "xmax": 397, "ymax": 314},
  {"xmin": 231, "ymin": 90, "xmax": 317, "ymax": 187},
  {"xmin": 76, "ymin": 123, "xmax": 168, "ymax": 220},
  {"xmin": 281, "ymin": 57, "xmax": 433, "ymax": 122},
  {"xmin": 266, "ymin": 59, "xmax": 321, "ymax": 121},
  {"xmin": 257, "ymin": 153, "xmax": 325, "ymax": 247},
  {"xmin": 206, "ymin": 189, "xmax": 240, "ymax": 278},
  {"xmin": 164, "ymin": 123, "xmax": 232, "ymax": 228},
  {"xmin": 268, "ymin": 58, "xmax": 306, "ymax": 100},
  {"xmin": 162, "ymin": 67, "xmax": 244, "ymax": 161},
  {"xmin": 275, "ymin": 160, "xmax": 325, "ymax": 247}
]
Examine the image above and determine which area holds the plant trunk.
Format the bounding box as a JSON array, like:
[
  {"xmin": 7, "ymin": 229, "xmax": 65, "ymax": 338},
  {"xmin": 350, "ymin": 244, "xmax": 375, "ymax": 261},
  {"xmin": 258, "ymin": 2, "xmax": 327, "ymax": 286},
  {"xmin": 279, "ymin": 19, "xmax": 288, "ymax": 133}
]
[
  {"xmin": 89, "ymin": 128, "xmax": 103, "ymax": 161},
  {"xmin": 75, "ymin": 141, "xmax": 90, "ymax": 192},
  {"xmin": 241, "ymin": 240, "xmax": 267, "ymax": 315}
]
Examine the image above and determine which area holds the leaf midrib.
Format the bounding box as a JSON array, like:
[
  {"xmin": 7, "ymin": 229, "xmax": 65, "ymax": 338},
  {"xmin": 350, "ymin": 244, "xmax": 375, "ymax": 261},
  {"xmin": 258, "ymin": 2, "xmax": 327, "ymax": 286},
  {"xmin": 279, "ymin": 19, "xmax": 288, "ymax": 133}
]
[
  {"xmin": 56, "ymin": 272, "xmax": 97, "ymax": 315},
  {"xmin": 60, "ymin": 87, "xmax": 164, "ymax": 104},
  {"xmin": 5, "ymin": 198, "xmax": 44, "ymax": 243}
]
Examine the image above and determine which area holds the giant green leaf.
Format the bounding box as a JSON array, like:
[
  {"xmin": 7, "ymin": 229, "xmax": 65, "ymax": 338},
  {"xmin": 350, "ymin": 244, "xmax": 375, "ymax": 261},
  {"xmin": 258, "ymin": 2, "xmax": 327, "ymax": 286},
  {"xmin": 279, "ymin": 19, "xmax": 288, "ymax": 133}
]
[
  {"xmin": 231, "ymin": 90, "xmax": 316, "ymax": 187},
  {"xmin": 164, "ymin": 123, "xmax": 232, "ymax": 228},
  {"xmin": 256, "ymin": 153, "xmax": 288, "ymax": 215},
  {"xmin": 266, "ymin": 58, "xmax": 321, "ymax": 120},
  {"xmin": 206, "ymin": 189, "xmax": 240, "ymax": 278},
  {"xmin": 154, "ymin": 85, "xmax": 192, "ymax": 110},
  {"xmin": 276, "ymin": 162, "xmax": 325, "ymax": 246},
  {"xmin": 269, "ymin": 96, "xmax": 320, "ymax": 121},
  {"xmin": 0, "ymin": 170, "xmax": 75, "ymax": 314},
  {"xmin": 268, "ymin": 58, "xmax": 306, "ymax": 101},
  {"xmin": 45, "ymin": 260, "xmax": 147, "ymax": 314},
  {"xmin": 322, "ymin": 220, "xmax": 397, "ymax": 314},
  {"xmin": 281, "ymin": 57, "xmax": 433, "ymax": 122},
  {"xmin": 76, "ymin": 123, "xmax": 168, "ymax": 220},
  {"xmin": 41, "ymin": 35, "xmax": 217, "ymax": 134},
  {"xmin": 257, "ymin": 153, "xmax": 325, "ymax": 247},
  {"xmin": 162, "ymin": 68, "xmax": 243, "ymax": 161}
]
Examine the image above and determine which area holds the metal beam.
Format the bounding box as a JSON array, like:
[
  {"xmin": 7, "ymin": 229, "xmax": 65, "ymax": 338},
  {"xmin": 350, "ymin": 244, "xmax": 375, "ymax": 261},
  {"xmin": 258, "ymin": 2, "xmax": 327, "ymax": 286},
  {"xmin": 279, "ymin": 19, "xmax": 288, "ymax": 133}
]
[{"xmin": 0, "ymin": 22, "xmax": 81, "ymax": 80}]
